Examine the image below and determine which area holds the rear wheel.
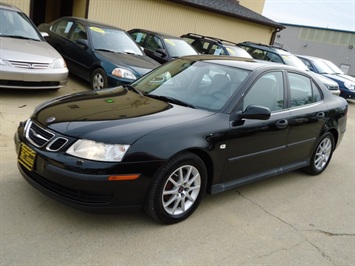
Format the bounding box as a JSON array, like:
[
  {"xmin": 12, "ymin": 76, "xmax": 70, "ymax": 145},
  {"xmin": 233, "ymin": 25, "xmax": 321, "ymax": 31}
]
[
  {"xmin": 145, "ymin": 152, "xmax": 207, "ymax": 224},
  {"xmin": 304, "ymin": 132, "xmax": 335, "ymax": 175},
  {"xmin": 91, "ymin": 68, "xmax": 107, "ymax": 90}
]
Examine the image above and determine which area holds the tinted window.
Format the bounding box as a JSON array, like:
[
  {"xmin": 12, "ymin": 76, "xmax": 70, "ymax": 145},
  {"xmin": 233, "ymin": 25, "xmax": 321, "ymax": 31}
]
[
  {"xmin": 70, "ymin": 23, "xmax": 87, "ymax": 42},
  {"xmin": 132, "ymin": 59, "xmax": 251, "ymax": 111},
  {"xmin": 90, "ymin": 27, "xmax": 143, "ymax": 55},
  {"xmin": 266, "ymin": 52, "xmax": 283, "ymax": 63},
  {"xmin": 288, "ymin": 73, "xmax": 322, "ymax": 107},
  {"xmin": 145, "ymin": 35, "xmax": 164, "ymax": 51},
  {"xmin": 164, "ymin": 38, "xmax": 197, "ymax": 57},
  {"xmin": 210, "ymin": 44, "xmax": 226, "ymax": 55},
  {"xmin": 53, "ymin": 19, "xmax": 73, "ymax": 38},
  {"xmin": 130, "ymin": 31, "xmax": 148, "ymax": 46},
  {"xmin": 243, "ymin": 71, "xmax": 284, "ymax": 112}
]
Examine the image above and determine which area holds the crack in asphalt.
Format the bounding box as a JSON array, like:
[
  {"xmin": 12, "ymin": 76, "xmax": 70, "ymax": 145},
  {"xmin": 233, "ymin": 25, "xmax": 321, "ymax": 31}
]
[
  {"xmin": 303, "ymin": 230, "xmax": 355, "ymax": 237},
  {"xmin": 236, "ymin": 191, "xmax": 337, "ymax": 265}
]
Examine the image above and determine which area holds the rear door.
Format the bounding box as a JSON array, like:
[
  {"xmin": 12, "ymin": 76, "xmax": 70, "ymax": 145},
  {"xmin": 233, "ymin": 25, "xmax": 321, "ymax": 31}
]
[{"xmin": 281, "ymin": 71, "xmax": 327, "ymax": 170}]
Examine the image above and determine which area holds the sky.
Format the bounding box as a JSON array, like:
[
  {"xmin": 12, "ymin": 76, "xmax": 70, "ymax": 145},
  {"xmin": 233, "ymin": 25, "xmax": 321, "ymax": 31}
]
[{"xmin": 262, "ymin": 0, "xmax": 355, "ymax": 32}]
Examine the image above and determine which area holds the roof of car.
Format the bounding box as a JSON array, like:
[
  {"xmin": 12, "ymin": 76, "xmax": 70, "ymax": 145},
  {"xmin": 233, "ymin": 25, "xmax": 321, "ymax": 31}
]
[
  {"xmin": 129, "ymin": 28, "xmax": 183, "ymax": 40},
  {"xmin": 59, "ymin": 16, "xmax": 124, "ymax": 31},
  {"xmin": 167, "ymin": 0, "xmax": 284, "ymax": 30},
  {"xmin": 178, "ymin": 55, "xmax": 303, "ymax": 72},
  {"xmin": 182, "ymin": 33, "xmax": 239, "ymax": 46},
  {"xmin": 296, "ymin": 54, "xmax": 321, "ymax": 61},
  {"xmin": 239, "ymin": 41, "xmax": 292, "ymax": 55}
]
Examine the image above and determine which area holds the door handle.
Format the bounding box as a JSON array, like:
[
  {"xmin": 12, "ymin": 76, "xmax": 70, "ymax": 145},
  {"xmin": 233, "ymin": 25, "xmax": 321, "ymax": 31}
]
[{"xmin": 276, "ymin": 119, "xmax": 288, "ymax": 129}]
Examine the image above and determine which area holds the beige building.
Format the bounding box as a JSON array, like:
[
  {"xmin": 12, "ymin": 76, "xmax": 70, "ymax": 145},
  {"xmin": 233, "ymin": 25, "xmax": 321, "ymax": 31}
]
[{"xmin": 3, "ymin": 0, "xmax": 283, "ymax": 44}]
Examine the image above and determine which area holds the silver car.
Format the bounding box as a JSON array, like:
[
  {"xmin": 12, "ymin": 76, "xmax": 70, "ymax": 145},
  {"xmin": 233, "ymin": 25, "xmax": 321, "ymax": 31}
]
[{"xmin": 0, "ymin": 3, "xmax": 68, "ymax": 90}]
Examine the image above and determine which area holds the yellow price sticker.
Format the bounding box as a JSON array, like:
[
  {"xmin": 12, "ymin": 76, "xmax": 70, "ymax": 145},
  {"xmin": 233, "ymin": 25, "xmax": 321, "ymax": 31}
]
[
  {"xmin": 90, "ymin": 27, "xmax": 105, "ymax": 33},
  {"xmin": 164, "ymin": 39, "xmax": 176, "ymax": 46}
]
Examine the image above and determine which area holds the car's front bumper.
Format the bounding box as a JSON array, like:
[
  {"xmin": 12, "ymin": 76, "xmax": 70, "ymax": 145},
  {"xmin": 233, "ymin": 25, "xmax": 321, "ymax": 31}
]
[
  {"xmin": 14, "ymin": 127, "xmax": 164, "ymax": 213},
  {"xmin": 339, "ymin": 86, "xmax": 355, "ymax": 99},
  {"xmin": 0, "ymin": 65, "xmax": 68, "ymax": 89}
]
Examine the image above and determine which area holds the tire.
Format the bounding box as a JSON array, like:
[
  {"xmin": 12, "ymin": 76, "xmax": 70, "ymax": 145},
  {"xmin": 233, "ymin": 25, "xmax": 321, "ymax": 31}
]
[
  {"xmin": 304, "ymin": 132, "xmax": 335, "ymax": 175},
  {"xmin": 91, "ymin": 68, "xmax": 108, "ymax": 90},
  {"xmin": 145, "ymin": 152, "xmax": 207, "ymax": 224}
]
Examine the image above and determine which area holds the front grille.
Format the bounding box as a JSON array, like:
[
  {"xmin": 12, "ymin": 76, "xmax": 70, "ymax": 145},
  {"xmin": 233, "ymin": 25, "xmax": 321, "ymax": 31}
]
[
  {"xmin": 9, "ymin": 61, "xmax": 50, "ymax": 69},
  {"xmin": 47, "ymin": 138, "xmax": 68, "ymax": 151},
  {"xmin": 27, "ymin": 121, "xmax": 55, "ymax": 147},
  {"xmin": 329, "ymin": 86, "xmax": 339, "ymax": 90},
  {"xmin": 25, "ymin": 120, "xmax": 68, "ymax": 151}
]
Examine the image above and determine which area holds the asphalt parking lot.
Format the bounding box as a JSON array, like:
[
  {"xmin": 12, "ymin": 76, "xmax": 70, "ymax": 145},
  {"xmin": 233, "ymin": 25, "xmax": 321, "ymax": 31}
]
[{"xmin": 1, "ymin": 75, "xmax": 354, "ymax": 265}]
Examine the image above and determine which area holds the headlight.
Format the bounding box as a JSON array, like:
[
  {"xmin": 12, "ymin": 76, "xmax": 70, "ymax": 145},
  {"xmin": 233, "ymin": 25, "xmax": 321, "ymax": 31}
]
[
  {"xmin": 112, "ymin": 68, "xmax": 136, "ymax": 80},
  {"xmin": 0, "ymin": 58, "xmax": 6, "ymax": 66},
  {"xmin": 52, "ymin": 57, "xmax": 67, "ymax": 69},
  {"xmin": 66, "ymin": 139, "xmax": 130, "ymax": 162},
  {"xmin": 344, "ymin": 82, "xmax": 355, "ymax": 90}
]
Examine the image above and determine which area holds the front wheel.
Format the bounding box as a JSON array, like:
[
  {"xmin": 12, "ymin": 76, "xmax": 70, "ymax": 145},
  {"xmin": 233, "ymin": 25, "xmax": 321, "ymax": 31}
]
[
  {"xmin": 91, "ymin": 68, "xmax": 108, "ymax": 90},
  {"xmin": 304, "ymin": 132, "xmax": 335, "ymax": 175},
  {"xmin": 145, "ymin": 152, "xmax": 207, "ymax": 224}
]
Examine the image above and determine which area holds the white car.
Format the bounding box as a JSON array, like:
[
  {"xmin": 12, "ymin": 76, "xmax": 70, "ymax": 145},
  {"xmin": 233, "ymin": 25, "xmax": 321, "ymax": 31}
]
[{"xmin": 0, "ymin": 3, "xmax": 68, "ymax": 90}]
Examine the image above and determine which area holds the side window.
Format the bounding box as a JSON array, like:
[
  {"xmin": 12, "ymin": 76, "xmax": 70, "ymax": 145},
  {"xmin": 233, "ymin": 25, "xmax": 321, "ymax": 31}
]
[
  {"xmin": 130, "ymin": 31, "xmax": 147, "ymax": 46},
  {"xmin": 145, "ymin": 35, "xmax": 164, "ymax": 51},
  {"xmin": 266, "ymin": 52, "xmax": 283, "ymax": 63},
  {"xmin": 70, "ymin": 23, "xmax": 87, "ymax": 42},
  {"xmin": 299, "ymin": 58, "xmax": 314, "ymax": 72},
  {"xmin": 288, "ymin": 72, "xmax": 322, "ymax": 107},
  {"xmin": 210, "ymin": 44, "xmax": 226, "ymax": 55},
  {"xmin": 249, "ymin": 48, "xmax": 267, "ymax": 60},
  {"xmin": 243, "ymin": 72, "xmax": 284, "ymax": 112},
  {"xmin": 53, "ymin": 20, "xmax": 73, "ymax": 38}
]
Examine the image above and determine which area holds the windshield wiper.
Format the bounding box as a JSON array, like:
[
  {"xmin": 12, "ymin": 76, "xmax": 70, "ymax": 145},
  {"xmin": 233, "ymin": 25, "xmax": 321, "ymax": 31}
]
[
  {"xmin": 95, "ymin": 48, "xmax": 116, "ymax": 53},
  {"xmin": 147, "ymin": 94, "xmax": 197, "ymax": 109},
  {"xmin": 1, "ymin": 35, "xmax": 39, "ymax": 41},
  {"xmin": 123, "ymin": 84, "xmax": 143, "ymax": 96}
]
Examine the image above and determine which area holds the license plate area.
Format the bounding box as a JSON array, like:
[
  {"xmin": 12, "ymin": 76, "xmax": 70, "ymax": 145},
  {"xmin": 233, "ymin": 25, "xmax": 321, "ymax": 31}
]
[{"xmin": 18, "ymin": 143, "xmax": 36, "ymax": 171}]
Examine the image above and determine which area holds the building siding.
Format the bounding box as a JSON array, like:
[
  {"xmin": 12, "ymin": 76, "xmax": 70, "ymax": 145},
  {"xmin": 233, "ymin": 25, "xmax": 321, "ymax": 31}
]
[
  {"xmin": 2, "ymin": 0, "xmax": 274, "ymax": 44},
  {"xmin": 275, "ymin": 25, "xmax": 355, "ymax": 76},
  {"xmin": 2, "ymin": 0, "xmax": 30, "ymax": 14},
  {"xmin": 87, "ymin": 0, "xmax": 273, "ymax": 43}
]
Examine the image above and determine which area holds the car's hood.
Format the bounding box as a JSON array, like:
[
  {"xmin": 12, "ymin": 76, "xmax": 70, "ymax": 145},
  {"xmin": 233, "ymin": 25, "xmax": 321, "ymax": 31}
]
[
  {"xmin": 313, "ymin": 73, "xmax": 338, "ymax": 86},
  {"xmin": 33, "ymin": 87, "xmax": 213, "ymax": 144},
  {"xmin": 338, "ymin": 74, "xmax": 355, "ymax": 83},
  {"xmin": 0, "ymin": 37, "xmax": 61, "ymax": 62},
  {"xmin": 324, "ymin": 73, "xmax": 354, "ymax": 84},
  {"xmin": 96, "ymin": 51, "xmax": 160, "ymax": 76}
]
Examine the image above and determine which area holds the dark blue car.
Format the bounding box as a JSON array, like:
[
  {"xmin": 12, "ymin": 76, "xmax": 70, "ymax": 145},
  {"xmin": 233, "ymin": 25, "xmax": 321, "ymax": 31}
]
[
  {"xmin": 297, "ymin": 55, "xmax": 355, "ymax": 100},
  {"xmin": 38, "ymin": 17, "xmax": 160, "ymax": 90}
]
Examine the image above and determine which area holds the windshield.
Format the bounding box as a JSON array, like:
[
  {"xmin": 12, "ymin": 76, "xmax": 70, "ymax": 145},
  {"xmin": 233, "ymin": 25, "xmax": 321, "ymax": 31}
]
[
  {"xmin": 0, "ymin": 9, "xmax": 41, "ymax": 40},
  {"xmin": 224, "ymin": 46, "xmax": 253, "ymax": 58},
  {"xmin": 131, "ymin": 58, "xmax": 251, "ymax": 111},
  {"xmin": 323, "ymin": 60, "xmax": 344, "ymax": 74},
  {"xmin": 281, "ymin": 54, "xmax": 309, "ymax": 71},
  {"xmin": 90, "ymin": 27, "xmax": 143, "ymax": 55},
  {"xmin": 164, "ymin": 39, "xmax": 197, "ymax": 57},
  {"xmin": 312, "ymin": 59, "xmax": 335, "ymax": 74}
]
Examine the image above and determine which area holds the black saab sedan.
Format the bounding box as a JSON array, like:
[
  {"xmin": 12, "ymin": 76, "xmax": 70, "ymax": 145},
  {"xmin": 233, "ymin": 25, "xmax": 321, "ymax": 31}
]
[
  {"xmin": 38, "ymin": 17, "xmax": 160, "ymax": 90},
  {"xmin": 15, "ymin": 56, "xmax": 348, "ymax": 224}
]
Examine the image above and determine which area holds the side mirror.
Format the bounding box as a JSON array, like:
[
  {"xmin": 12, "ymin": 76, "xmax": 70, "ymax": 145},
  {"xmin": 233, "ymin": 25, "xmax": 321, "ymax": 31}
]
[
  {"xmin": 76, "ymin": 39, "xmax": 88, "ymax": 48},
  {"xmin": 40, "ymin": 32, "xmax": 49, "ymax": 38},
  {"xmin": 156, "ymin": 48, "xmax": 167, "ymax": 56},
  {"xmin": 239, "ymin": 105, "xmax": 271, "ymax": 120}
]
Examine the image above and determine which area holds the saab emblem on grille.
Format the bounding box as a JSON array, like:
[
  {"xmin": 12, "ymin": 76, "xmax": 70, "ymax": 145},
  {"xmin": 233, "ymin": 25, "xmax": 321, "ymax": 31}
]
[{"xmin": 46, "ymin": 117, "xmax": 56, "ymax": 123}]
